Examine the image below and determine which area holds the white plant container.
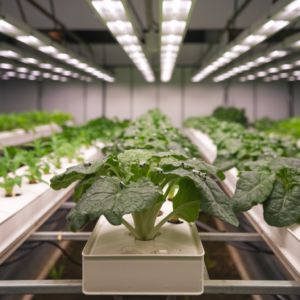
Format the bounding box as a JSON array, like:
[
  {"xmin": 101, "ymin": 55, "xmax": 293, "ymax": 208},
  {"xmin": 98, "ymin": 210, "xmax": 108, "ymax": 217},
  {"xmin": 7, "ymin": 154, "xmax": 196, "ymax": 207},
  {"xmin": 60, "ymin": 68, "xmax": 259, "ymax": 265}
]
[
  {"xmin": 82, "ymin": 201, "xmax": 205, "ymax": 295},
  {"xmin": 0, "ymin": 142, "xmax": 104, "ymax": 263},
  {"xmin": 186, "ymin": 127, "xmax": 300, "ymax": 282}
]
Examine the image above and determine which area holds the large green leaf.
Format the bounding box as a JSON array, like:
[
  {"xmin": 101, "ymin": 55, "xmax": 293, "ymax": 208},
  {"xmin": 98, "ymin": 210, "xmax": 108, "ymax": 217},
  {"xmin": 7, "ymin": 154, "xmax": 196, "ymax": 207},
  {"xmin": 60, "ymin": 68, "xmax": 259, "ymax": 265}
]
[
  {"xmin": 263, "ymin": 181, "xmax": 300, "ymax": 227},
  {"xmin": 231, "ymin": 171, "xmax": 276, "ymax": 213},
  {"xmin": 163, "ymin": 168, "xmax": 239, "ymax": 227},
  {"xmin": 67, "ymin": 177, "xmax": 161, "ymax": 231},
  {"xmin": 152, "ymin": 151, "xmax": 188, "ymax": 162},
  {"xmin": 50, "ymin": 157, "xmax": 111, "ymax": 190},
  {"xmin": 73, "ymin": 173, "xmax": 100, "ymax": 203},
  {"xmin": 173, "ymin": 179, "xmax": 201, "ymax": 222},
  {"xmin": 161, "ymin": 159, "xmax": 225, "ymax": 180},
  {"xmin": 269, "ymin": 157, "xmax": 300, "ymax": 172},
  {"xmin": 213, "ymin": 155, "xmax": 238, "ymax": 172},
  {"xmin": 117, "ymin": 149, "xmax": 153, "ymax": 182}
]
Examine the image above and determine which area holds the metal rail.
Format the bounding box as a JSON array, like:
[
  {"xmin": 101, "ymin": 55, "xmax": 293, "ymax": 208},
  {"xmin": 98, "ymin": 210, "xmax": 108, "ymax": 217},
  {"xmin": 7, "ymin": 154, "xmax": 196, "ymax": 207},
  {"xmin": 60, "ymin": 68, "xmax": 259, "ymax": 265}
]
[
  {"xmin": 27, "ymin": 232, "xmax": 264, "ymax": 242},
  {"xmin": 0, "ymin": 280, "xmax": 299, "ymax": 295}
]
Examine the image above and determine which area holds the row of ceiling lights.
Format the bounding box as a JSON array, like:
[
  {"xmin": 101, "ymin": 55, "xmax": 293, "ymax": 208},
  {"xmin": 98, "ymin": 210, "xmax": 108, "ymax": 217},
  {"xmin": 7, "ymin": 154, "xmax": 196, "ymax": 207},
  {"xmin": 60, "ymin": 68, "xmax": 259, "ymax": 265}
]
[{"xmin": 192, "ymin": 0, "xmax": 300, "ymax": 83}]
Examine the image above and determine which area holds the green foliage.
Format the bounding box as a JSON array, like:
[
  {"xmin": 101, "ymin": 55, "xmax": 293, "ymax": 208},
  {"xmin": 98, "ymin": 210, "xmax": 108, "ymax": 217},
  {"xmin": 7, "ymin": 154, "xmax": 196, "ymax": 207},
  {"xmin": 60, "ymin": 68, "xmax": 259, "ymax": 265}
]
[
  {"xmin": 49, "ymin": 265, "xmax": 64, "ymax": 280},
  {"xmin": 231, "ymin": 157, "xmax": 300, "ymax": 227},
  {"xmin": 212, "ymin": 106, "xmax": 248, "ymax": 127},
  {"xmin": 0, "ymin": 110, "xmax": 74, "ymax": 132}
]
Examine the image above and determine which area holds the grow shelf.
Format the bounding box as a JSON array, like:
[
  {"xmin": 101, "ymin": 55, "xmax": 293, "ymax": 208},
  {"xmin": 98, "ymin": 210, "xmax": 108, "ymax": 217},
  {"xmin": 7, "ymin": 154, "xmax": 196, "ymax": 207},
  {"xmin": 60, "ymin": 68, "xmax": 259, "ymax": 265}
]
[
  {"xmin": 0, "ymin": 121, "xmax": 73, "ymax": 147},
  {"xmin": 184, "ymin": 127, "xmax": 300, "ymax": 283},
  {"xmin": 0, "ymin": 142, "xmax": 104, "ymax": 264}
]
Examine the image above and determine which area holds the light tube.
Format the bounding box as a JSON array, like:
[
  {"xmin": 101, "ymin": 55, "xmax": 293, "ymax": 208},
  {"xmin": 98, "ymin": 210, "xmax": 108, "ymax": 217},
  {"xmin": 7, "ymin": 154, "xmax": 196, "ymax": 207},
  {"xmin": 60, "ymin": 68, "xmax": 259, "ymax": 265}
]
[
  {"xmin": 0, "ymin": 63, "xmax": 13, "ymax": 69},
  {"xmin": 43, "ymin": 73, "xmax": 51, "ymax": 78},
  {"xmin": 116, "ymin": 35, "xmax": 138, "ymax": 45},
  {"xmin": 39, "ymin": 46, "xmax": 58, "ymax": 54},
  {"xmin": 28, "ymin": 75, "xmax": 36, "ymax": 81},
  {"xmin": 16, "ymin": 67, "xmax": 28, "ymax": 73},
  {"xmin": 6, "ymin": 71, "xmax": 16, "ymax": 77},
  {"xmin": 0, "ymin": 50, "xmax": 19, "ymax": 58},
  {"xmin": 20, "ymin": 58, "xmax": 38, "ymax": 64},
  {"xmin": 31, "ymin": 70, "xmax": 41, "ymax": 76},
  {"xmin": 16, "ymin": 36, "xmax": 41, "ymax": 46}
]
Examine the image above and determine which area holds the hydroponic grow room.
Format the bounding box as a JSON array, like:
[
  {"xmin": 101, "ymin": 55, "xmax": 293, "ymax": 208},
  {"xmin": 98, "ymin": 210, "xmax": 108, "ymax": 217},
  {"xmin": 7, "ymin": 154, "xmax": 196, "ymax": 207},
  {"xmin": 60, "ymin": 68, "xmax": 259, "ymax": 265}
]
[{"xmin": 0, "ymin": 1, "xmax": 300, "ymax": 300}]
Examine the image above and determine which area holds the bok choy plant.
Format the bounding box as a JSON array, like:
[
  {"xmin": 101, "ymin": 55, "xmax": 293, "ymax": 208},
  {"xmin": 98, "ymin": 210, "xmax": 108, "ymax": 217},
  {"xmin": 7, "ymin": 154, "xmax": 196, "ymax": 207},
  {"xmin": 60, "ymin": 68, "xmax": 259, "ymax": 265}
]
[
  {"xmin": 231, "ymin": 157, "xmax": 300, "ymax": 227},
  {"xmin": 50, "ymin": 149, "xmax": 238, "ymax": 241}
]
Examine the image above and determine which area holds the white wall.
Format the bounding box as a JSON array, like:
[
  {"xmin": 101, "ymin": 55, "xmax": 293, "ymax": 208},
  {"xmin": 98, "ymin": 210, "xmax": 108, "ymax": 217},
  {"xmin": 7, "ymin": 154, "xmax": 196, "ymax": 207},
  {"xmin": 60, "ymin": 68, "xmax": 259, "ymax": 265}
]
[{"xmin": 0, "ymin": 67, "xmax": 299, "ymax": 127}]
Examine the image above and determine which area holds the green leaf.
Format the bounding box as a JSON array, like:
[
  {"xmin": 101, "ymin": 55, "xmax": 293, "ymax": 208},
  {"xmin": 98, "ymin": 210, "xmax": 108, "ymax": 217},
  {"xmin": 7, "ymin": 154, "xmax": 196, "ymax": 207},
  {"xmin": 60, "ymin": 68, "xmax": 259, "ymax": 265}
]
[
  {"xmin": 73, "ymin": 173, "xmax": 100, "ymax": 203},
  {"xmin": 231, "ymin": 171, "xmax": 276, "ymax": 213},
  {"xmin": 164, "ymin": 168, "xmax": 239, "ymax": 227},
  {"xmin": 152, "ymin": 151, "xmax": 188, "ymax": 162},
  {"xmin": 67, "ymin": 177, "xmax": 161, "ymax": 231},
  {"xmin": 173, "ymin": 179, "xmax": 201, "ymax": 222},
  {"xmin": 269, "ymin": 157, "xmax": 300, "ymax": 172},
  {"xmin": 213, "ymin": 155, "xmax": 238, "ymax": 172},
  {"xmin": 244, "ymin": 160, "xmax": 270, "ymax": 172},
  {"xmin": 50, "ymin": 157, "xmax": 113, "ymax": 190},
  {"xmin": 263, "ymin": 181, "xmax": 300, "ymax": 227},
  {"xmin": 117, "ymin": 149, "xmax": 153, "ymax": 182}
]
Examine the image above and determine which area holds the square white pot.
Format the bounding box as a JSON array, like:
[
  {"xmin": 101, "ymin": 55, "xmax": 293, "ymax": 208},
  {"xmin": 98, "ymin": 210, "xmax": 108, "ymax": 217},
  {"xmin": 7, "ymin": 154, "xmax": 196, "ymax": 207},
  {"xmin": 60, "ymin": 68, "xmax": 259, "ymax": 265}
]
[{"xmin": 82, "ymin": 201, "xmax": 205, "ymax": 295}]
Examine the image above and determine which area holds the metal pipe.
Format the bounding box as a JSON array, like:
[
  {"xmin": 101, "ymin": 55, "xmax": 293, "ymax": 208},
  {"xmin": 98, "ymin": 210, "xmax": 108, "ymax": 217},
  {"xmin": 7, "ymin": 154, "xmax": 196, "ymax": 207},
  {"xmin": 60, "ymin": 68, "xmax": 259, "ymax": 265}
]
[
  {"xmin": 145, "ymin": 0, "xmax": 153, "ymax": 32},
  {"xmin": 27, "ymin": 231, "xmax": 264, "ymax": 242},
  {"xmin": 197, "ymin": 0, "xmax": 252, "ymax": 66},
  {"xmin": 0, "ymin": 280, "xmax": 299, "ymax": 295},
  {"xmin": 25, "ymin": 0, "xmax": 94, "ymax": 57}
]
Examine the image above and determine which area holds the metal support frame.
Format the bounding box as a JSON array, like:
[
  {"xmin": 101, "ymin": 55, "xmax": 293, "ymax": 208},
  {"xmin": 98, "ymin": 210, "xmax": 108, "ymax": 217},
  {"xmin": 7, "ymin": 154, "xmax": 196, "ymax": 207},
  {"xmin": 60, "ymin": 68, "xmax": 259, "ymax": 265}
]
[
  {"xmin": 27, "ymin": 231, "xmax": 264, "ymax": 242},
  {"xmin": 0, "ymin": 280, "xmax": 299, "ymax": 295}
]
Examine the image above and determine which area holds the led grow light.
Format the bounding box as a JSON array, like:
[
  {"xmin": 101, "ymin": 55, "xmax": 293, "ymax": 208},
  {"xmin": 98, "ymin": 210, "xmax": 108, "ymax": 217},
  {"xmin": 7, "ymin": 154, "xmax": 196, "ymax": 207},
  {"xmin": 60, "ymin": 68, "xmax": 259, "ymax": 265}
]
[
  {"xmin": 160, "ymin": 0, "xmax": 195, "ymax": 82},
  {"xmin": 18, "ymin": 73, "xmax": 27, "ymax": 79},
  {"xmin": 39, "ymin": 63, "xmax": 53, "ymax": 69},
  {"xmin": 16, "ymin": 67, "xmax": 28, "ymax": 73},
  {"xmin": 20, "ymin": 58, "xmax": 39, "ymax": 64},
  {"xmin": 0, "ymin": 63, "xmax": 13, "ymax": 69},
  {"xmin": 43, "ymin": 73, "xmax": 51, "ymax": 78},
  {"xmin": 89, "ymin": 0, "xmax": 154, "ymax": 82},
  {"xmin": 192, "ymin": 0, "xmax": 300, "ymax": 82},
  {"xmin": 31, "ymin": 70, "xmax": 41, "ymax": 76},
  {"xmin": 0, "ymin": 12, "xmax": 114, "ymax": 82},
  {"xmin": 0, "ymin": 50, "xmax": 19, "ymax": 58},
  {"xmin": 6, "ymin": 71, "xmax": 16, "ymax": 77},
  {"xmin": 28, "ymin": 75, "xmax": 36, "ymax": 81}
]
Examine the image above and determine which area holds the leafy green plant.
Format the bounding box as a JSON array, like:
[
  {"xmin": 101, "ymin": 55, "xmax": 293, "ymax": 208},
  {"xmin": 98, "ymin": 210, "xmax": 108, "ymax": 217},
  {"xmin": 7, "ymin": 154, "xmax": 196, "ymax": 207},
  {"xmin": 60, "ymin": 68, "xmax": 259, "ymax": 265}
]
[
  {"xmin": 0, "ymin": 146, "xmax": 23, "ymax": 196},
  {"xmin": 47, "ymin": 135, "xmax": 68, "ymax": 169},
  {"xmin": 50, "ymin": 149, "xmax": 238, "ymax": 241},
  {"xmin": 231, "ymin": 157, "xmax": 300, "ymax": 227},
  {"xmin": 212, "ymin": 106, "xmax": 248, "ymax": 127}
]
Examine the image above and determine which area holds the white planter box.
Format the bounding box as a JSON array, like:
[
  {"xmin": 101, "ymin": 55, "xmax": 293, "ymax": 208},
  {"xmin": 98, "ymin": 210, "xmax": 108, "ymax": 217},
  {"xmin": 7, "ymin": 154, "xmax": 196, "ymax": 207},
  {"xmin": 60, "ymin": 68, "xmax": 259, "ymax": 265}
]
[
  {"xmin": 82, "ymin": 201, "xmax": 205, "ymax": 295},
  {"xmin": 0, "ymin": 142, "xmax": 104, "ymax": 264},
  {"xmin": 185, "ymin": 127, "xmax": 300, "ymax": 282}
]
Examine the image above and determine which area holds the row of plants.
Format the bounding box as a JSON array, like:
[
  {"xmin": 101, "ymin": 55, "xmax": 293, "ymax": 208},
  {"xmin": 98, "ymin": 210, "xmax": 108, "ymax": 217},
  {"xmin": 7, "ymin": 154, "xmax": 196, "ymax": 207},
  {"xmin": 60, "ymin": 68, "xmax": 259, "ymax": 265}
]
[
  {"xmin": 50, "ymin": 109, "xmax": 240, "ymax": 240},
  {"xmin": 184, "ymin": 115, "xmax": 300, "ymax": 227},
  {"xmin": 0, "ymin": 117, "xmax": 127, "ymax": 197},
  {"xmin": 0, "ymin": 110, "xmax": 74, "ymax": 132}
]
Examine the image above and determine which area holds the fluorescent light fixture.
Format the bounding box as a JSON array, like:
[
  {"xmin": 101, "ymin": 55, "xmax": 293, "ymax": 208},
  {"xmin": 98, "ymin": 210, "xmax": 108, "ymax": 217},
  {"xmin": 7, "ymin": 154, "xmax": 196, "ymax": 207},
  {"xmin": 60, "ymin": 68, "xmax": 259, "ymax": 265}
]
[
  {"xmin": 269, "ymin": 50, "xmax": 287, "ymax": 58},
  {"xmin": 161, "ymin": 45, "xmax": 179, "ymax": 52},
  {"xmin": 258, "ymin": 20, "xmax": 289, "ymax": 35},
  {"xmin": 293, "ymin": 70, "xmax": 300, "ymax": 76},
  {"xmin": 72, "ymin": 73, "xmax": 79, "ymax": 78},
  {"xmin": 18, "ymin": 73, "xmax": 27, "ymax": 79},
  {"xmin": 257, "ymin": 71, "xmax": 267, "ymax": 77},
  {"xmin": 107, "ymin": 21, "xmax": 133, "ymax": 35},
  {"xmin": 247, "ymin": 74, "xmax": 256, "ymax": 80},
  {"xmin": 67, "ymin": 58, "xmax": 80, "ymax": 65},
  {"xmin": 0, "ymin": 50, "xmax": 19, "ymax": 58},
  {"xmin": 55, "ymin": 53, "xmax": 70, "ymax": 60},
  {"xmin": 163, "ymin": 0, "xmax": 192, "ymax": 19},
  {"xmin": 231, "ymin": 45, "xmax": 250, "ymax": 53},
  {"xmin": 16, "ymin": 67, "xmax": 28, "ymax": 73},
  {"xmin": 281, "ymin": 64, "xmax": 293, "ymax": 70},
  {"xmin": 0, "ymin": 20, "xmax": 22, "ymax": 35},
  {"xmin": 53, "ymin": 67, "xmax": 63, "ymax": 73},
  {"xmin": 279, "ymin": 72, "xmax": 288, "ymax": 78},
  {"xmin": 91, "ymin": 1, "xmax": 127, "ymax": 21},
  {"xmin": 161, "ymin": 35, "xmax": 182, "ymax": 45},
  {"xmin": 31, "ymin": 70, "xmax": 41, "ymax": 76},
  {"xmin": 268, "ymin": 67, "xmax": 279, "ymax": 73},
  {"xmin": 16, "ymin": 35, "xmax": 41, "ymax": 45},
  {"xmin": 264, "ymin": 77, "xmax": 271, "ymax": 82},
  {"xmin": 86, "ymin": 77, "xmax": 92, "ymax": 82},
  {"xmin": 20, "ymin": 58, "xmax": 38, "ymax": 64},
  {"xmin": 256, "ymin": 56, "xmax": 271, "ymax": 63},
  {"xmin": 162, "ymin": 20, "xmax": 186, "ymax": 34},
  {"xmin": 51, "ymin": 75, "xmax": 60, "ymax": 80},
  {"xmin": 39, "ymin": 46, "xmax": 58, "ymax": 54},
  {"xmin": 62, "ymin": 70, "xmax": 72, "ymax": 76},
  {"xmin": 43, "ymin": 73, "xmax": 51, "ymax": 78},
  {"xmin": 288, "ymin": 76, "xmax": 295, "ymax": 81},
  {"xmin": 6, "ymin": 71, "xmax": 16, "ymax": 77},
  {"xmin": 28, "ymin": 75, "xmax": 36, "ymax": 80},
  {"xmin": 243, "ymin": 35, "xmax": 266, "ymax": 45},
  {"xmin": 0, "ymin": 63, "xmax": 13, "ymax": 69},
  {"xmin": 39, "ymin": 63, "xmax": 53, "ymax": 69},
  {"xmin": 116, "ymin": 35, "xmax": 138, "ymax": 45},
  {"xmin": 240, "ymin": 77, "xmax": 247, "ymax": 82},
  {"xmin": 124, "ymin": 45, "xmax": 142, "ymax": 53},
  {"xmin": 80, "ymin": 75, "xmax": 86, "ymax": 81},
  {"xmin": 223, "ymin": 51, "xmax": 239, "ymax": 59},
  {"xmin": 275, "ymin": 0, "xmax": 300, "ymax": 20}
]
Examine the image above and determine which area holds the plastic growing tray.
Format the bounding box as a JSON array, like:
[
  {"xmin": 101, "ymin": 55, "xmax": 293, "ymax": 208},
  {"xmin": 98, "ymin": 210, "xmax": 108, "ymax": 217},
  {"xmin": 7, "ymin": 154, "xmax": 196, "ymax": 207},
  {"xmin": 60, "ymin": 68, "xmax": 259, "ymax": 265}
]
[
  {"xmin": 0, "ymin": 143, "xmax": 104, "ymax": 264},
  {"xmin": 185, "ymin": 127, "xmax": 300, "ymax": 282},
  {"xmin": 82, "ymin": 201, "xmax": 205, "ymax": 295}
]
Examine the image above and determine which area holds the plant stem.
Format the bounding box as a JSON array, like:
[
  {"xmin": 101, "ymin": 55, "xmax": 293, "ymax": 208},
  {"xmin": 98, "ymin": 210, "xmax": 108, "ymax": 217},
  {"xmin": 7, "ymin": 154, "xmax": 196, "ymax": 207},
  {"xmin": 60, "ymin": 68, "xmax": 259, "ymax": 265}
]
[
  {"xmin": 146, "ymin": 200, "xmax": 201, "ymax": 240},
  {"xmin": 122, "ymin": 218, "xmax": 142, "ymax": 240}
]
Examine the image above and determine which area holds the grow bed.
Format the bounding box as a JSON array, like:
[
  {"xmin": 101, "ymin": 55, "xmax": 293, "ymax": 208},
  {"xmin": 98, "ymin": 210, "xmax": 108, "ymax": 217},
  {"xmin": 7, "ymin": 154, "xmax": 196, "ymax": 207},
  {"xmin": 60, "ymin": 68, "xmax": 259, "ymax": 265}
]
[
  {"xmin": 0, "ymin": 121, "xmax": 73, "ymax": 147},
  {"xmin": 184, "ymin": 127, "xmax": 300, "ymax": 283},
  {"xmin": 0, "ymin": 142, "xmax": 104, "ymax": 264}
]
